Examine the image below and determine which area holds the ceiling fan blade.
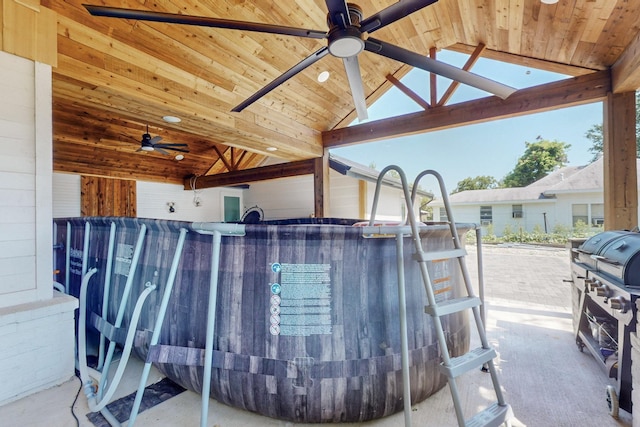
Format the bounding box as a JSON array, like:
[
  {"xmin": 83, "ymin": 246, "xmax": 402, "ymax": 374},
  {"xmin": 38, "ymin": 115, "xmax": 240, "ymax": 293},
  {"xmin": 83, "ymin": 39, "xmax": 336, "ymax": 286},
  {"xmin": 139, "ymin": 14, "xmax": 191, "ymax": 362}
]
[
  {"xmin": 365, "ymin": 38, "xmax": 517, "ymax": 99},
  {"xmin": 233, "ymin": 47, "xmax": 330, "ymax": 112},
  {"xmin": 84, "ymin": 5, "xmax": 327, "ymax": 39},
  {"xmin": 156, "ymin": 144, "xmax": 190, "ymax": 153},
  {"xmin": 163, "ymin": 147, "xmax": 190, "ymax": 153},
  {"xmin": 149, "ymin": 135, "xmax": 163, "ymax": 144},
  {"xmin": 154, "ymin": 147, "xmax": 171, "ymax": 155},
  {"xmin": 325, "ymin": 0, "xmax": 352, "ymax": 28},
  {"xmin": 360, "ymin": 0, "xmax": 438, "ymax": 34},
  {"xmin": 156, "ymin": 143, "xmax": 188, "ymax": 148},
  {"xmin": 342, "ymin": 56, "xmax": 368, "ymax": 121}
]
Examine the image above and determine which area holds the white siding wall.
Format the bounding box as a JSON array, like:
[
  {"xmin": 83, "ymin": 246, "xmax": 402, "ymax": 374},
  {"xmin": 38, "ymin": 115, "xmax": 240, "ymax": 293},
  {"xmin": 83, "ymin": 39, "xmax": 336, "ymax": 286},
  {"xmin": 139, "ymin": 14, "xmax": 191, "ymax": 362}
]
[
  {"xmin": 0, "ymin": 52, "xmax": 38, "ymax": 303},
  {"xmin": 553, "ymin": 192, "xmax": 606, "ymax": 228},
  {"xmin": 441, "ymin": 200, "xmax": 557, "ymax": 236},
  {"xmin": 328, "ymin": 173, "xmax": 361, "ymax": 218},
  {"xmin": 51, "ymin": 175, "xmax": 242, "ymax": 222},
  {"xmin": 137, "ymin": 181, "xmax": 242, "ymax": 222},
  {"xmin": 0, "ymin": 52, "xmax": 77, "ymax": 405},
  {"xmin": 244, "ymin": 175, "xmax": 316, "ymax": 219},
  {"xmin": 363, "ymin": 182, "xmax": 406, "ymax": 221},
  {"xmin": 52, "ymin": 173, "xmax": 81, "ymax": 218},
  {"xmin": 0, "ymin": 52, "xmax": 52, "ymax": 307},
  {"xmin": 243, "ymin": 170, "xmax": 410, "ymax": 221}
]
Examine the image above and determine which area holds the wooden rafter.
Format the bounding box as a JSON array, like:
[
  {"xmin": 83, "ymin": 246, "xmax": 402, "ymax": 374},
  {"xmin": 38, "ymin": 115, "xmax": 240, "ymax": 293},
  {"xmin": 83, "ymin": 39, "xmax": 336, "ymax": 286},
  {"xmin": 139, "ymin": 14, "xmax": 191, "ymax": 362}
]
[
  {"xmin": 385, "ymin": 74, "xmax": 430, "ymax": 110},
  {"xmin": 212, "ymin": 146, "xmax": 233, "ymax": 172},
  {"xmin": 429, "ymin": 47, "xmax": 438, "ymax": 106},
  {"xmin": 437, "ymin": 43, "xmax": 486, "ymax": 106}
]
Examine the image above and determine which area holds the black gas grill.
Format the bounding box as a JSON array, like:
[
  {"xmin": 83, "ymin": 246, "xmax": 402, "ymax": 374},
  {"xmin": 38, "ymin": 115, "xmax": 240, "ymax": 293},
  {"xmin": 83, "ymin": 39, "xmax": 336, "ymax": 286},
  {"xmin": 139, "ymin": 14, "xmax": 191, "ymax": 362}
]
[{"xmin": 570, "ymin": 231, "xmax": 640, "ymax": 416}]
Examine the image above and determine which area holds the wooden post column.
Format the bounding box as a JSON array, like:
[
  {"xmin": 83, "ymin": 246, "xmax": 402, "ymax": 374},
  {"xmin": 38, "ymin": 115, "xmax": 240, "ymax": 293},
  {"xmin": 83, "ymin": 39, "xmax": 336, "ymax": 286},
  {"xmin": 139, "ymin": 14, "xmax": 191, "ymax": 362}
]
[
  {"xmin": 603, "ymin": 91, "xmax": 638, "ymax": 230},
  {"xmin": 314, "ymin": 150, "xmax": 330, "ymax": 218}
]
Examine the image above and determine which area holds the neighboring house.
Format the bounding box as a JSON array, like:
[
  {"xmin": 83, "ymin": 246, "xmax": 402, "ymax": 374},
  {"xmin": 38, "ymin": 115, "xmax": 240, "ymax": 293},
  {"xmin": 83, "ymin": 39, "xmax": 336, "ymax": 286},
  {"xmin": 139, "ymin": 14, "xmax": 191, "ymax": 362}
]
[
  {"xmin": 429, "ymin": 158, "xmax": 621, "ymax": 236},
  {"xmin": 52, "ymin": 154, "xmax": 433, "ymax": 223}
]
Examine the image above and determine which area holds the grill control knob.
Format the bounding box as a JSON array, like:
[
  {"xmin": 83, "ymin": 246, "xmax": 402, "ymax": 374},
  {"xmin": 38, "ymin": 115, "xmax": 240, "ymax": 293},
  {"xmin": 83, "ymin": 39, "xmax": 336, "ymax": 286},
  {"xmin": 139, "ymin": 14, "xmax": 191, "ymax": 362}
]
[
  {"xmin": 610, "ymin": 296, "xmax": 629, "ymax": 313},
  {"xmin": 596, "ymin": 284, "xmax": 611, "ymax": 298},
  {"xmin": 589, "ymin": 279, "xmax": 602, "ymax": 292}
]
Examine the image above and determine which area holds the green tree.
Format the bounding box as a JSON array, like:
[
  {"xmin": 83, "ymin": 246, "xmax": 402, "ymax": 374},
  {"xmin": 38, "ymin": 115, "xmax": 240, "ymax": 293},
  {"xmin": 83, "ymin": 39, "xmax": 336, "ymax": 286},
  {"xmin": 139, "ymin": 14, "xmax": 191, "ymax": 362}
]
[
  {"xmin": 451, "ymin": 175, "xmax": 498, "ymax": 193},
  {"xmin": 502, "ymin": 137, "xmax": 570, "ymax": 187},
  {"xmin": 585, "ymin": 91, "xmax": 640, "ymax": 161}
]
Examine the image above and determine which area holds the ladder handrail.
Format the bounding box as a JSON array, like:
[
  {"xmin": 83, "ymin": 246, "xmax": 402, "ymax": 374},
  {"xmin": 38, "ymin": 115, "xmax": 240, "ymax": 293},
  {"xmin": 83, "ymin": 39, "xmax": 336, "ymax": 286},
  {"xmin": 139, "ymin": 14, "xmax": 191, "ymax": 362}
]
[{"xmin": 368, "ymin": 166, "xmax": 511, "ymax": 427}]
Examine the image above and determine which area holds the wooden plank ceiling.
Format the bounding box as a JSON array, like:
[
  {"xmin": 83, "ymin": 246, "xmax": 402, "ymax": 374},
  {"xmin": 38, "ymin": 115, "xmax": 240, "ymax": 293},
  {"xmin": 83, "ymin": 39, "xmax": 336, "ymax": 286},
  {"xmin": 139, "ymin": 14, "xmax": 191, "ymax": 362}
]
[{"xmin": 41, "ymin": 0, "xmax": 640, "ymax": 185}]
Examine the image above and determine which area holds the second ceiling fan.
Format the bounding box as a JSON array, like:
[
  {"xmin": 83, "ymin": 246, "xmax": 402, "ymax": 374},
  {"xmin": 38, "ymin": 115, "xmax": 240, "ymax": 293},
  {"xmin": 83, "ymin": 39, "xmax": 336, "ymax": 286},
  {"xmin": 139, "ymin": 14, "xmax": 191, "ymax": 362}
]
[{"xmin": 85, "ymin": 0, "xmax": 517, "ymax": 122}]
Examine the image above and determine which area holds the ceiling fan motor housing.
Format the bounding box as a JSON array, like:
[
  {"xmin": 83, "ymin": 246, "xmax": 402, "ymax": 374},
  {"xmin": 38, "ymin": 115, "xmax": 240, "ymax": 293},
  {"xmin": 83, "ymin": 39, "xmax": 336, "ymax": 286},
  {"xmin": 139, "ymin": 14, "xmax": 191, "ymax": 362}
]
[{"xmin": 327, "ymin": 4, "xmax": 365, "ymax": 58}]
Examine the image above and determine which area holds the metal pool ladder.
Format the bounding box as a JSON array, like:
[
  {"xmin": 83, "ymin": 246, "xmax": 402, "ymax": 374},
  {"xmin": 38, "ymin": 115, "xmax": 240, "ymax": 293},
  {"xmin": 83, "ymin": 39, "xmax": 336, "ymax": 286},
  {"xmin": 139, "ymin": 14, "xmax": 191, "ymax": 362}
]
[{"xmin": 369, "ymin": 166, "xmax": 513, "ymax": 427}]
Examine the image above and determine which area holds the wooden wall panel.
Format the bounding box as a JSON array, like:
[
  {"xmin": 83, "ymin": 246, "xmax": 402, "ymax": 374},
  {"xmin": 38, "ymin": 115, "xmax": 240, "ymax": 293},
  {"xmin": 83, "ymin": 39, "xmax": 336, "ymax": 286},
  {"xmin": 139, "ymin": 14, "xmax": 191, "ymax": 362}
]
[
  {"xmin": 81, "ymin": 175, "xmax": 136, "ymax": 217},
  {"xmin": 1, "ymin": 0, "xmax": 57, "ymax": 66}
]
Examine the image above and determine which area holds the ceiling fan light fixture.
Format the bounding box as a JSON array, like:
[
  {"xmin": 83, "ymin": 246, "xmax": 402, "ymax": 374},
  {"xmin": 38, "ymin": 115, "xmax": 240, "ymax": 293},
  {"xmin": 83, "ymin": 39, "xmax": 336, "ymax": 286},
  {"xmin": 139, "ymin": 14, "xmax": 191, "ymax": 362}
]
[
  {"xmin": 140, "ymin": 146, "xmax": 154, "ymax": 152},
  {"xmin": 328, "ymin": 27, "xmax": 364, "ymax": 58},
  {"xmin": 540, "ymin": 0, "xmax": 558, "ymax": 4}
]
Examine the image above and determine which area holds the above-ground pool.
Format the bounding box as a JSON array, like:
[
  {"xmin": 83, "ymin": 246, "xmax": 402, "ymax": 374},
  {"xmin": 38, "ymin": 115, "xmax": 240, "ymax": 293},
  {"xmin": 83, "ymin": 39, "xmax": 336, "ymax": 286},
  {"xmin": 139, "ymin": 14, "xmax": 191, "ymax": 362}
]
[{"xmin": 54, "ymin": 217, "xmax": 471, "ymax": 423}]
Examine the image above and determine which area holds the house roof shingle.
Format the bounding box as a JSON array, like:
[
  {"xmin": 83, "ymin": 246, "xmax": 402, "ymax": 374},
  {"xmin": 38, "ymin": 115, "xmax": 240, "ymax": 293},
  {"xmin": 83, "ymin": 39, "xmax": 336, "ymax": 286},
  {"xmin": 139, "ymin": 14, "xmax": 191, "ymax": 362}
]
[{"xmin": 442, "ymin": 157, "xmax": 622, "ymax": 204}]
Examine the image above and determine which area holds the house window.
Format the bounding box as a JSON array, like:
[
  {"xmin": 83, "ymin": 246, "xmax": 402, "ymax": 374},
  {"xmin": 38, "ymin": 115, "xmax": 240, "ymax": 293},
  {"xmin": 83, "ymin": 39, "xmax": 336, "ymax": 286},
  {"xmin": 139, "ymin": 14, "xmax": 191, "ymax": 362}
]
[
  {"xmin": 512, "ymin": 204, "xmax": 523, "ymax": 219},
  {"xmin": 591, "ymin": 203, "xmax": 604, "ymax": 226},
  {"xmin": 439, "ymin": 208, "xmax": 448, "ymax": 222},
  {"xmin": 480, "ymin": 206, "xmax": 492, "ymax": 225},
  {"xmin": 572, "ymin": 204, "xmax": 588, "ymax": 226}
]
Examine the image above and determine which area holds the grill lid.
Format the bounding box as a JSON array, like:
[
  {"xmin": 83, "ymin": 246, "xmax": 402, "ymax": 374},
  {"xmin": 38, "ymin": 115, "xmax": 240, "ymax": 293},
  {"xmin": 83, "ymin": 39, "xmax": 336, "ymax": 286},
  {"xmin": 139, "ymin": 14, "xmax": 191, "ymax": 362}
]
[{"xmin": 577, "ymin": 230, "xmax": 640, "ymax": 285}]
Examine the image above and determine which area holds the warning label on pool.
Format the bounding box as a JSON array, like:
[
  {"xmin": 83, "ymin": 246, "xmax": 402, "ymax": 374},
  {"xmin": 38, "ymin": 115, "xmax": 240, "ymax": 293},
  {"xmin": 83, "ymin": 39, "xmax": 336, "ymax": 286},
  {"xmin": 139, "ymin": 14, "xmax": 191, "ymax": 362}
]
[{"xmin": 268, "ymin": 263, "xmax": 332, "ymax": 336}]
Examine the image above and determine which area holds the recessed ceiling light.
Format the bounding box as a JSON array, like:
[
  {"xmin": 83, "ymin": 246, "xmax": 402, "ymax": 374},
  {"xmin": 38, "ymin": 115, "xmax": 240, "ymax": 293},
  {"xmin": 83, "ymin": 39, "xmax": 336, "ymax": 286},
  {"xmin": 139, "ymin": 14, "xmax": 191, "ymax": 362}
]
[
  {"xmin": 266, "ymin": 147, "xmax": 278, "ymax": 152},
  {"xmin": 317, "ymin": 71, "xmax": 330, "ymax": 83},
  {"xmin": 540, "ymin": 0, "xmax": 558, "ymax": 4},
  {"xmin": 163, "ymin": 115, "xmax": 181, "ymax": 123},
  {"xmin": 175, "ymin": 154, "xmax": 184, "ymax": 161}
]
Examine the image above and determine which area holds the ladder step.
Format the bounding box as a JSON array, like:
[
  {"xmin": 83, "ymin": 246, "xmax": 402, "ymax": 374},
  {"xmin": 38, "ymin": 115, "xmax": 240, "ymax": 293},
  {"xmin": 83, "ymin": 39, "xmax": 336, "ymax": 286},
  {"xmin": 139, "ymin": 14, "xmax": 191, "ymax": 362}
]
[
  {"xmin": 441, "ymin": 347, "xmax": 497, "ymax": 378},
  {"xmin": 466, "ymin": 402, "xmax": 513, "ymax": 427},
  {"xmin": 425, "ymin": 296, "xmax": 481, "ymax": 316},
  {"xmin": 413, "ymin": 248, "xmax": 467, "ymax": 262}
]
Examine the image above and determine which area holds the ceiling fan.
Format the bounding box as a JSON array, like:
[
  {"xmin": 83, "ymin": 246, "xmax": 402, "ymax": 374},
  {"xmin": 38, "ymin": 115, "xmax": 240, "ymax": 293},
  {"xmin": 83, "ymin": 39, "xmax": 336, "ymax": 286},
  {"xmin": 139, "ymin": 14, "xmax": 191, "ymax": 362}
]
[
  {"xmin": 84, "ymin": 1, "xmax": 517, "ymax": 122},
  {"xmin": 138, "ymin": 125, "xmax": 189, "ymax": 155}
]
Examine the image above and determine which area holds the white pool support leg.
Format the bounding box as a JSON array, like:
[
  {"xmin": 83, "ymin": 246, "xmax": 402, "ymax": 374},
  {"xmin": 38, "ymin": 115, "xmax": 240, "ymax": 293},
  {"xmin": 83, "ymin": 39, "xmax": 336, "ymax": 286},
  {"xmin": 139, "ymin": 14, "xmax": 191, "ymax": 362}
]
[
  {"xmin": 395, "ymin": 231, "xmax": 412, "ymax": 427},
  {"xmin": 188, "ymin": 223, "xmax": 245, "ymax": 427},
  {"xmin": 475, "ymin": 226, "xmax": 486, "ymax": 335},
  {"xmin": 82, "ymin": 221, "xmax": 91, "ymax": 277},
  {"xmin": 98, "ymin": 224, "xmax": 147, "ymax": 401},
  {"xmin": 201, "ymin": 229, "xmax": 222, "ymax": 427},
  {"xmin": 127, "ymin": 228, "xmax": 188, "ymax": 427},
  {"xmin": 65, "ymin": 222, "xmax": 71, "ymax": 294},
  {"xmin": 98, "ymin": 222, "xmax": 117, "ymax": 370},
  {"xmin": 77, "ymin": 264, "xmax": 157, "ymax": 419}
]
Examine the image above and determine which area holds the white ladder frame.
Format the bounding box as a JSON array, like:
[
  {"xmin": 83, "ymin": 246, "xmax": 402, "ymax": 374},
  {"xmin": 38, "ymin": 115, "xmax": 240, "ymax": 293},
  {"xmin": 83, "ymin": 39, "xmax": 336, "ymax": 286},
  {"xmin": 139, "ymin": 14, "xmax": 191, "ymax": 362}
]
[{"xmin": 367, "ymin": 165, "xmax": 512, "ymax": 427}]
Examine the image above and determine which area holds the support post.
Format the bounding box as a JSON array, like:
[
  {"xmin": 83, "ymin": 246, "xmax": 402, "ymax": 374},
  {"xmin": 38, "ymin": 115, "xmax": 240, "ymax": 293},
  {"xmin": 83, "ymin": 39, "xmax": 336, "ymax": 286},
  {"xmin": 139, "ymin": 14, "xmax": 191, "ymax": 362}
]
[
  {"xmin": 603, "ymin": 91, "xmax": 638, "ymax": 230},
  {"xmin": 314, "ymin": 150, "xmax": 330, "ymax": 218}
]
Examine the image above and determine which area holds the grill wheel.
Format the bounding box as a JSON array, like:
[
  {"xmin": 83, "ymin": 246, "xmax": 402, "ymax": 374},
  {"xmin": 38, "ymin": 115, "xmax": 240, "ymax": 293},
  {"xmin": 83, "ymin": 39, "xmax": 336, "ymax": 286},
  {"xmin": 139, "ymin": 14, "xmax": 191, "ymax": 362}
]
[{"xmin": 606, "ymin": 384, "xmax": 619, "ymax": 419}]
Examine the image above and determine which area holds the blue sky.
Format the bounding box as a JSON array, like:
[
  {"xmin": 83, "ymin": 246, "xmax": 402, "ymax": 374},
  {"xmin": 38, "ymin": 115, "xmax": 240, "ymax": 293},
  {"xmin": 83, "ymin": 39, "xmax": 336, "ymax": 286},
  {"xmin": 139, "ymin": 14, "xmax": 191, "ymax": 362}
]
[{"xmin": 330, "ymin": 50, "xmax": 603, "ymax": 196}]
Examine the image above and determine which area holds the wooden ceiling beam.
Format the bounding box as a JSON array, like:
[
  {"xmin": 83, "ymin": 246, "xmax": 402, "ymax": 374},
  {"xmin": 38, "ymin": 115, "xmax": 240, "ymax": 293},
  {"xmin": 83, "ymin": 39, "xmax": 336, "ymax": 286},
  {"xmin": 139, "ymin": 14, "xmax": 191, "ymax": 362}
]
[
  {"xmin": 186, "ymin": 159, "xmax": 317, "ymax": 190},
  {"xmin": 612, "ymin": 27, "xmax": 640, "ymax": 93},
  {"xmin": 323, "ymin": 70, "xmax": 611, "ymax": 148}
]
